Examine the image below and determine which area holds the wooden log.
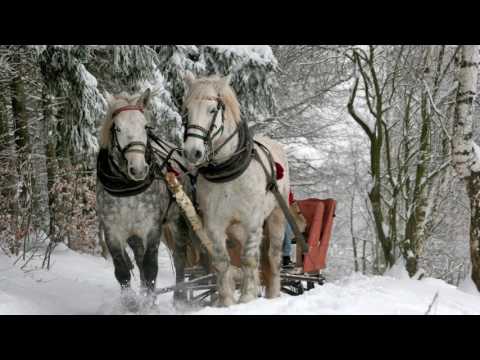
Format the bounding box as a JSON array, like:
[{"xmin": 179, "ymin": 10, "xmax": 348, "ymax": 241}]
[{"xmin": 164, "ymin": 172, "xmax": 214, "ymax": 257}]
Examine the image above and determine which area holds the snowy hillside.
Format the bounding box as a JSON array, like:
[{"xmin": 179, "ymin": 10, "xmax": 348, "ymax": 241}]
[{"xmin": 1, "ymin": 245, "xmax": 479, "ymax": 315}]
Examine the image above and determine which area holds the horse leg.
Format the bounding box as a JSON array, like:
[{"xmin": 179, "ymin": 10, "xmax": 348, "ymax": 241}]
[
  {"xmin": 127, "ymin": 235, "xmax": 146, "ymax": 289},
  {"xmin": 238, "ymin": 226, "xmax": 262, "ymax": 304},
  {"xmin": 209, "ymin": 229, "xmax": 235, "ymax": 307},
  {"xmin": 98, "ymin": 222, "xmax": 110, "ymax": 259},
  {"xmin": 264, "ymin": 207, "xmax": 284, "ymax": 298},
  {"xmin": 169, "ymin": 218, "xmax": 189, "ymax": 303},
  {"xmin": 104, "ymin": 230, "xmax": 133, "ymax": 289},
  {"xmin": 143, "ymin": 230, "xmax": 161, "ymax": 293},
  {"xmin": 104, "ymin": 230, "xmax": 139, "ymax": 311}
]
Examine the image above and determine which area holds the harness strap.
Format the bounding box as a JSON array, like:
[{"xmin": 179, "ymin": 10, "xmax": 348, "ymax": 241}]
[
  {"xmin": 183, "ymin": 98, "xmax": 225, "ymax": 160},
  {"xmin": 121, "ymin": 141, "xmax": 146, "ymax": 156},
  {"xmin": 252, "ymin": 142, "xmax": 309, "ymax": 254},
  {"xmin": 147, "ymin": 128, "xmax": 189, "ymax": 174}
]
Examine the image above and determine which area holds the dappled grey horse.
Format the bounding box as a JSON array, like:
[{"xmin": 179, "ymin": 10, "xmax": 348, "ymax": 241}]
[{"xmin": 96, "ymin": 89, "xmax": 200, "ymax": 310}]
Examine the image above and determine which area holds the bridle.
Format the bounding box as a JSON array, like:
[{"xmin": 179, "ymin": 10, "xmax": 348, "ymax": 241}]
[
  {"xmin": 183, "ymin": 95, "xmax": 256, "ymax": 183},
  {"xmin": 182, "ymin": 96, "xmax": 226, "ymax": 163},
  {"xmin": 111, "ymin": 105, "xmax": 149, "ymax": 156},
  {"xmin": 110, "ymin": 105, "xmax": 150, "ymax": 159},
  {"xmin": 98, "ymin": 104, "xmax": 189, "ymax": 199}
]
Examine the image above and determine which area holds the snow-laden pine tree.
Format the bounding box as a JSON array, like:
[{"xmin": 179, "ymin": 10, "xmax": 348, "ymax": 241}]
[
  {"xmin": 38, "ymin": 45, "xmax": 105, "ymax": 165},
  {"xmin": 0, "ymin": 46, "xmax": 52, "ymax": 246},
  {"xmin": 0, "ymin": 45, "xmax": 279, "ymax": 255},
  {"xmin": 201, "ymin": 45, "xmax": 278, "ymax": 126},
  {"xmin": 151, "ymin": 45, "xmax": 278, "ymax": 143}
]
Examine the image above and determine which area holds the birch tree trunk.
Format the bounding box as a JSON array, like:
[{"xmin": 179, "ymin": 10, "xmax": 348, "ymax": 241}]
[{"xmin": 451, "ymin": 44, "xmax": 480, "ymax": 291}]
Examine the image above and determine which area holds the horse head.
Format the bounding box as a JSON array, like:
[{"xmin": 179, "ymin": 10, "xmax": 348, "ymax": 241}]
[
  {"xmin": 101, "ymin": 88, "xmax": 152, "ymax": 181},
  {"xmin": 182, "ymin": 71, "xmax": 240, "ymax": 166}
]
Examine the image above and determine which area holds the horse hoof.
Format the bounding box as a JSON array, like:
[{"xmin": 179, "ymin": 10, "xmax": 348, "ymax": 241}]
[
  {"xmin": 120, "ymin": 288, "xmax": 140, "ymax": 313},
  {"xmin": 265, "ymin": 292, "xmax": 280, "ymax": 299},
  {"xmin": 238, "ymin": 293, "xmax": 256, "ymax": 304},
  {"xmin": 217, "ymin": 297, "xmax": 236, "ymax": 307},
  {"xmin": 173, "ymin": 299, "xmax": 191, "ymax": 312}
]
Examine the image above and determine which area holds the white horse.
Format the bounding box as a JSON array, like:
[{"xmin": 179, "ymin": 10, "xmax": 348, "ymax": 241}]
[{"xmin": 182, "ymin": 72, "xmax": 289, "ymax": 306}]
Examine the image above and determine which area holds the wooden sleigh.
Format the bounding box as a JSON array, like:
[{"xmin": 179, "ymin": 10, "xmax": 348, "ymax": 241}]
[{"xmin": 158, "ymin": 195, "xmax": 337, "ymax": 305}]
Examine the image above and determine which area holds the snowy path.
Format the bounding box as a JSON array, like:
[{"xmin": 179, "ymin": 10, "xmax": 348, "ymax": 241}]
[{"xmin": 1, "ymin": 244, "xmax": 479, "ymax": 315}]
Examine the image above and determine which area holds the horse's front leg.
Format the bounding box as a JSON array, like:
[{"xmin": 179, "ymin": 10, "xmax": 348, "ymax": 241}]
[
  {"xmin": 209, "ymin": 228, "xmax": 235, "ymax": 307},
  {"xmin": 104, "ymin": 229, "xmax": 138, "ymax": 311},
  {"xmin": 239, "ymin": 225, "xmax": 262, "ymax": 304},
  {"xmin": 104, "ymin": 229, "xmax": 133, "ymax": 289},
  {"xmin": 143, "ymin": 230, "xmax": 161, "ymax": 293},
  {"xmin": 127, "ymin": 235, "xmax": 146, "ymax": 288},
  {"xmin": 167, "ymin": 218, "xmax": 189, "ymax": 304}
]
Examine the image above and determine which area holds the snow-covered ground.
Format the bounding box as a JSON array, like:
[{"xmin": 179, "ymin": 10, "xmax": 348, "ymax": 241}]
[{"xmin": 1, "ymin": 244, "xmax": 479, "ymax": 315}]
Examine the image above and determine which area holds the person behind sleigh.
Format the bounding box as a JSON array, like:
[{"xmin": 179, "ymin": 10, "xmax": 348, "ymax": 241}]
[{"xmin": 282, "ymin": 191, "xmax": 307, "ymax": 268}]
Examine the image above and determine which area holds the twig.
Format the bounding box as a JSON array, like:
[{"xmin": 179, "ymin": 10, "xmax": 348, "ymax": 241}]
[{"xmin": 424, "ymin": 292, "xmax": 439, "ymax": 315}]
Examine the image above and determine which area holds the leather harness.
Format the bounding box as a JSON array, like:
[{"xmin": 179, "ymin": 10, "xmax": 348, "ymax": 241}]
[
  {"xmin": 97, "ymin": 105, "xmax": 186, "ymax": 198},
  {"xmin": 183, "ymin": 96, "xmax": 309, "ymax": 252}
]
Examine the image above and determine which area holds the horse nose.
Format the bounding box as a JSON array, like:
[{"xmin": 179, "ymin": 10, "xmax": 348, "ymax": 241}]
[
  {"xmin": 129, "ymin": 166, "xmax": 138, "ymax": 176},
  {"xmin": 129, "ymin": 166, "xmax": 147, "ymax": 177},
  {"xmin": 194, "ymin": 150, "xmax": 203, "ymax": 161}
]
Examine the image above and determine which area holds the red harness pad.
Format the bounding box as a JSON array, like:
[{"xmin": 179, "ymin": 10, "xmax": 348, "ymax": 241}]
[{"xmin": 275, "ymin": 162, "xmax": 284, "ymax": 180}]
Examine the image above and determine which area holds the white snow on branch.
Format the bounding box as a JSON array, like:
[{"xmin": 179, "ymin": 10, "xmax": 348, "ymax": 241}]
[{"xmin": 206, "ymin": 45, "xmax": 277, "ymax": 67}]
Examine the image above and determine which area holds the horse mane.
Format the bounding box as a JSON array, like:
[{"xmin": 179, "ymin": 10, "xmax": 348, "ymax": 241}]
[
  {"xmin": 183, "ymin": 75, "xmax": 241, "ymax": 125},
  {"xmin": 99, "ymin": 92, "xmax": 145, "ymax": 149}
]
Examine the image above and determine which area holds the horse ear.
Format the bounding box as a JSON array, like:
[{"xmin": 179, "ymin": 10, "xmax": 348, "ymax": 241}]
[
  {"xmin": 184, "ymin": 70, "xmax": 196, "ymax": 87},
  {"xmin": 137, "ymin": 88, "xmax": 151, "ymax": 108}
]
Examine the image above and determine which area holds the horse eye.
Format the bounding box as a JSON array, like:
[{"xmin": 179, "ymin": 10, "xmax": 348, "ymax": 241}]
[{"xmin": 115, "ymin": 127, "xmax": 121, "ymax": 133}]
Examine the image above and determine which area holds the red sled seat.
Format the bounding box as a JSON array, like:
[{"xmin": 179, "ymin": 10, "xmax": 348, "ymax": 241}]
[{"xmin": 296, "ymin": 199, "xmax": 336, "ymax": 273}]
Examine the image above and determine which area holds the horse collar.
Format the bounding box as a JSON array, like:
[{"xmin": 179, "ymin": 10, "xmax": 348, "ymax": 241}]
[{"xmin": 97, "ymin": 148, "xmax": 156, "ymax": 197}]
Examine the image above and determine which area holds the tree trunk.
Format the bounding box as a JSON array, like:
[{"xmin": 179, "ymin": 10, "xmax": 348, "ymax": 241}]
[
  {"xmin": 10, "ymin": 75, "xmax": 29, "ymax": 152},
  {"xmin": 467, "ymin": 176, "xmax": 480, "ymax": 289},
  {"xmin": 369, "ymin": 127, "xmax": 394, "ymax": 268},
  {"xmin": 350, "ymin": 188, "xmax": 359, "ymax": 272},
  {"xmin": 404, "ymin": 92, "xmax": 432, "ymax": 276},
  {"xmin": 42, "ymin": 87, "xmax": 57, "ymax": 235},
  {"xmin": 451, "ymin": 45, "xmax": 480, "ymax": 291},
  {"xmin": 30, "ymin": 87, "xmax": 50, "ymax": 233},
  {"xmin": 348, "ymin": 71, "xmax": 394, "ymax": 270},
  {"xmin": 10, "ymin": 73, "xmax": 30, "ymax": 255},
  {"xmin": 0, "ymin": 93, "xmax": 7, "ymax": 152}
]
